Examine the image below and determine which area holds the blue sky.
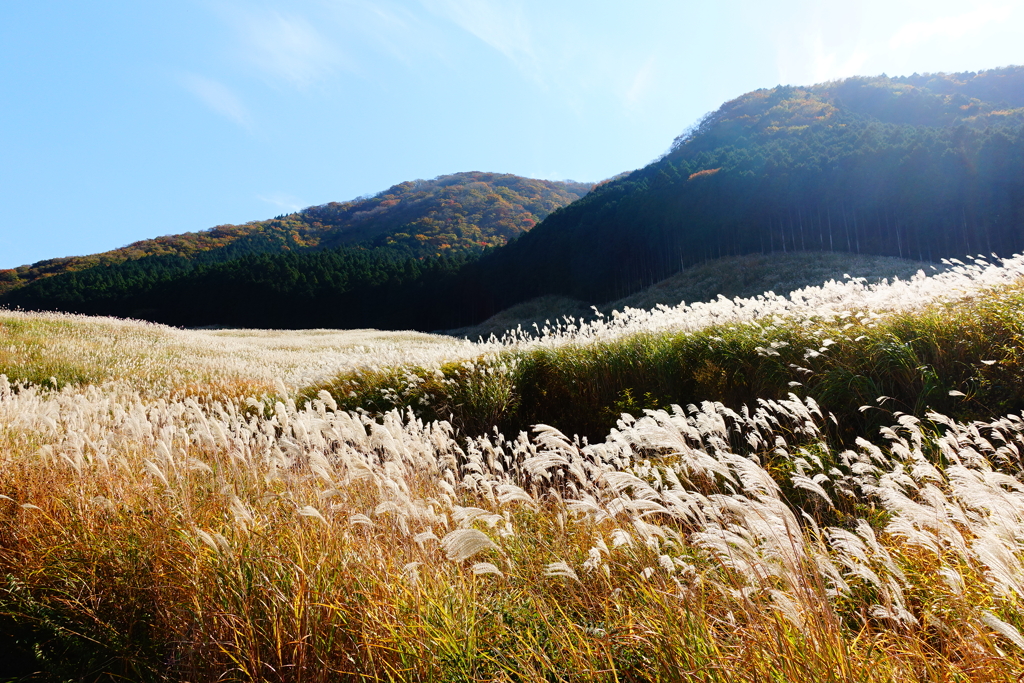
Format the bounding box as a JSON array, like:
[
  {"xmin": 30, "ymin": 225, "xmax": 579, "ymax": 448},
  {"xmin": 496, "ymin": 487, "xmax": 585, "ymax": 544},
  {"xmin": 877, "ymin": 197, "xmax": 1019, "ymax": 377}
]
[{"xmin": 2, "ymin": 1, "xmax": 1022, "ymax": 269}]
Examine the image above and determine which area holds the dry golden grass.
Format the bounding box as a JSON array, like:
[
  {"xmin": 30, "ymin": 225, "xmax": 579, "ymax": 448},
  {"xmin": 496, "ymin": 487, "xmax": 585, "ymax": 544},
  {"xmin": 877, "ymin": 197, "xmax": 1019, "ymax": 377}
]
[{"xmin": 3, "ymin": 256, "xmax": 1024, "ymax": 681}]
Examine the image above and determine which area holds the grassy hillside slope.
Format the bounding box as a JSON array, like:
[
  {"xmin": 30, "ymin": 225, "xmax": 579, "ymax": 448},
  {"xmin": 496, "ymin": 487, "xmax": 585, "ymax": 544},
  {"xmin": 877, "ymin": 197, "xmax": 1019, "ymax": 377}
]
[{"xmin": 313, "ymin": 254, "xmax": 1024, "ymax": 439}]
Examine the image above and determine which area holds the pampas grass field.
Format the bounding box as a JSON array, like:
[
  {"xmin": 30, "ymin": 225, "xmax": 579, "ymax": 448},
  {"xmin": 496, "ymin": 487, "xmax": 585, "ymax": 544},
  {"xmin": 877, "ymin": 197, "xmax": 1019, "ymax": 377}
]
[{"xmin": 4, "ymin": 254, "xmax": 1024, "ymax": 681}]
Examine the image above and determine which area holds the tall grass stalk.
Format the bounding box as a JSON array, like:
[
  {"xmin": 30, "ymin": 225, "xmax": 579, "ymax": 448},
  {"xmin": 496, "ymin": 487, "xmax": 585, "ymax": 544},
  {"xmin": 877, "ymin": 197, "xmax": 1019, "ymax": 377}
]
[{"xmin": 3, "ymin": 255, "xmax": 1024, "ymax": 680}]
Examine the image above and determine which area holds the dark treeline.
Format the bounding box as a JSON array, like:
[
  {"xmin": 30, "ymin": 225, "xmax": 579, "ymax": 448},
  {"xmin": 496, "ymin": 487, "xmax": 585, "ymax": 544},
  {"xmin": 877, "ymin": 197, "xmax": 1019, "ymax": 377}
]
[
  {"xmin": 1, "ymin": 243, "xmax": 481, "ymax": 329},
  {"xmin": 6, "ymin": 69, "xmax": 1024, "ymax": 331}
]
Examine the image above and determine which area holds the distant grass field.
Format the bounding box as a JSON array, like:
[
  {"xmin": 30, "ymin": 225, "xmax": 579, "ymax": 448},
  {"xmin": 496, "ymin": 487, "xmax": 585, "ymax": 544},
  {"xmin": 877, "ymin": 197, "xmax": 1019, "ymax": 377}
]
[
  {"xmin": 3, "ymin": 254, "xmax": 1024, "ymax": 681},
  {"xmin": 0, "ymin": 309, "xmax": 465, "ymax": 399}
]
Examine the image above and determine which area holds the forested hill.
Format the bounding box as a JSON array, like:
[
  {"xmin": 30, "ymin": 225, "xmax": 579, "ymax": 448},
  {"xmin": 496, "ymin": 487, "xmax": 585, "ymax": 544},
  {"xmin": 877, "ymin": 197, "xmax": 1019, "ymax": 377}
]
[
  {"xmin": 0, "ymin": 172, "xmax": 591, "ymax": 296},
  {"xmin": 445, "ymin": 67, "xmax": 1024, "ymax": 316},
  {"xmin": 7, "ymin": 68, "xmax": 1024, "ymax": 331}
]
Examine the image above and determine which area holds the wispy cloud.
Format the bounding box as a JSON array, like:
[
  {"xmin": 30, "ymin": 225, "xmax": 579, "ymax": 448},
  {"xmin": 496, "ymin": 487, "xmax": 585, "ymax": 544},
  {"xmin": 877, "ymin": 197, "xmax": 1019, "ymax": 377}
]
[
  {"xmin": 889, "ymin": 4, "xmax": 1014, "ymax": 50},
  {"xmin": 625, "ymin": 56, "xmax": 657, "ymax": 109},
  {"xmin": 772, "ymin": 2, "xmax": 1014, "ymax": 87},
  {"xmin": 222, "ymin": 4, "xmax": 347, "ymax": 88},
  {"xmin": 420, "ymin": 0, "xmax": 538, "ymax": 75},
  {"xmin": 326, "ymin": 0, "xmax": 446, "ymax": 67},
  {"xmin": 179, "ymin": 73, "xmax": 254, "ymax": 131},
  {"xmin": 770, "ymin": 3, "xmax": 873, "ymax": 86}
]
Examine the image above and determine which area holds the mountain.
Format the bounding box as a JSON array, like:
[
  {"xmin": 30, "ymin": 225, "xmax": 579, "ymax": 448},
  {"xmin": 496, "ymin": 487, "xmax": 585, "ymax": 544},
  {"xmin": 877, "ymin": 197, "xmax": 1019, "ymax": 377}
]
[
  {"xmin": 443, "ymin": 67, "xmax": 1024, "ymax": 319},
  {"xmin": 0, "ymin": 172, "xmax": 592, "ymax": 297},
  {"xmin": 7, "ymin": 67, "xmax": 1024, "ymax": 331}
]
